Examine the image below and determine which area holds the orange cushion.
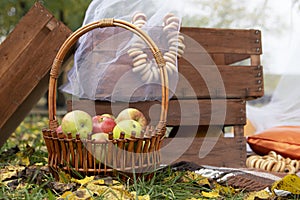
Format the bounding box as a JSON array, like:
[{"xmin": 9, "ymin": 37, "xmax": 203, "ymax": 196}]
[{"xmin": 247, "ymin": 126, "xmax": 300, "ymax": 160}]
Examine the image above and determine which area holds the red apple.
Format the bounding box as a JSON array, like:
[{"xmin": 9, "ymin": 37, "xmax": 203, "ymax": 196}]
[
  {"xmin": 92, "ymin": 114, "xmax": 116, "ymax": 133},
  {"xmin": 56, "ymin": 125, "xmax": 62, "ymax": 133},
  {"xmin": 115, "ymin": 108, "xmax": 147, "ymax": 128}
]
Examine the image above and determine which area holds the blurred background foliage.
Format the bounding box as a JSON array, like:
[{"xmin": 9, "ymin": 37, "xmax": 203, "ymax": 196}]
[
  {"xmin": 182, "ymin": 0, "xmax": 286, "ymax": 35},
  {"xmin": 0, "ymin": 0, "xmax": 92, "ymax": 37},
  {"xmin": 0, "ymin": 0, "xmax": 289, "ymax": 38}
]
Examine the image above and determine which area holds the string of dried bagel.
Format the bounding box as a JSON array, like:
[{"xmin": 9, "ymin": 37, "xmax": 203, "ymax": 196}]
[
  {"xmin": 246, "ymin": 151, "xmax": 300, "ymax": 174},
  {"xmin": 127, "ymin": 12, "xmax": 185, "ymax": 83}
]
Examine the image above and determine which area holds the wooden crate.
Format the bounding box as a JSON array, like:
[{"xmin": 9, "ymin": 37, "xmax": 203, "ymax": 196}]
[
  {"xmin": 0, "ymin": 3, "xmax": 72, "ymax": 147},
  {"xmin": 160, "ymin": 27, "xmax": 263, "ymax": 167},
  {"xmin": 68, "ymin": 26, "xmax": 263, "ymax": 168}
]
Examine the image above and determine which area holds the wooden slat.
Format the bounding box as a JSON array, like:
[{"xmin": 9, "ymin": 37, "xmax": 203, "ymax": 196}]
[
  {"xmin": 180, "ymin": 27, "xmax": 262, "ymax": 55},
  {"xmin": 71, "ymin": 62, "xmax": 263, "ymax": 100},
  {"xmin": 83, "ymin": 26, "xmax": 262, "ymax": 66},
  {"xmin": 176, "ymin": 62, "xmax": 264, "ymax": 99},
  {"xmin": 68, "ymin": 98, "xmax": 246, "ymax": 126},
  {"xmin": 87, "ymin": 27, "xmax": 262, "ymax": 56},
  {"xmin": 161, "ymin": 136, "xmax": 246, "ymax": 168},
  {"xmin": 0, "ymin": 3, "xmax": 53, "ymax": 77},
  {"xmin": 224, "ymin": 54, "xmax": 251, "ymax": 65},
  {"xmin": 0, "ymin": 75, "xmax": 48, "ymax": 148},
  {"xmin": 0, "ymin": 3, "xmax": 72, "ymax": 147}
]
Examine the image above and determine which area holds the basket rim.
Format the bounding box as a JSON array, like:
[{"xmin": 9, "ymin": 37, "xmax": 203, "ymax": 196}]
[{"xmin": 47, "ymin": 18, "xmax": 169, "ymax": 134}]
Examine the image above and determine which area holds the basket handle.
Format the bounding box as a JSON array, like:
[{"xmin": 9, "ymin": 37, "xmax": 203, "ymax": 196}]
[{"xmin": 48, "ymin": 18, "xmax": 169, "ymax": 133}]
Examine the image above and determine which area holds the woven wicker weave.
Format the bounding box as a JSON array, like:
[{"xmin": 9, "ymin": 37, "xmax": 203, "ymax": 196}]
[{"xmin": 42, "ymin": 18, "xmax": 169, "ymax": 179}]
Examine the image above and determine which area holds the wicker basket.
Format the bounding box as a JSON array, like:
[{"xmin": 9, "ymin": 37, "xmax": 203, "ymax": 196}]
[{"xmin": 42, "ymin": 18, "xmax": 169, "ymax": 179}]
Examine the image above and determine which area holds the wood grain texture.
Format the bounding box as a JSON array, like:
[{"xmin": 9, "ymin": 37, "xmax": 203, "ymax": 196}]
[
  {"xmin": 0, "ymin": 3, "xmax": 72, "ymax": 147},
  {"xmin": 68, "ymin": 98, "xmax": 246, "ymax": 126},
  {"xmin": 78, "ymin": 27, "xmax": 264, "ymax": 100},
  {"xmin": 161, "ymin": 136, "xmax": 247, "ymax": 168},
  {"xmin": 176, "ymin": 62, "xmax": 264, "ymax": 99},
  {"xmin": 181, "ymin": 27, "xmax": 262, "ymax": 55}
]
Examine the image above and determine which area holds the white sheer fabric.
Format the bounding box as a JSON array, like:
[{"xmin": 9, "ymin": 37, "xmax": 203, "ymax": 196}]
[{"xmin": 60, "ymin": 0, "xmax": 183, "ymax": 102}]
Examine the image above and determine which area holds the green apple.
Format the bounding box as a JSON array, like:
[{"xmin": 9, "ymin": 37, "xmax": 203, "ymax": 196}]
[
  {"xmin": 113, "ymin": 119, "xmax": 142, "ymax": 139},
  {"xmin": 115, "ymin": 108, "xmax": 147, "ymax": 128},
  {"xmin": 61, "ymin": 110, "xmax": 93, "ymax": 139}
]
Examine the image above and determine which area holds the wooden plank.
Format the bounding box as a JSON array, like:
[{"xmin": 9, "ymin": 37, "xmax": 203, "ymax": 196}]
[
  {"xmin": 89, "ymin": 27, "xmax": 262, "ymax": 56},
  {"xmin": 224, "ymin": 54, "xmax": 251, "ymax": 65},
  {"xmin": 0, "ymin": 74, "xmax": 49, "ymax": 148},
  {"xmin": 0, "ymin": 3, "xmax": 72, "ymax": 147},
  {"xmin": 180, "ymin": 27, "xmax": 262, "ymax": 55},
  {"xmin": 84, "ymin": 26, "xmax": 262, "ymax": 65},
  {"xmin": 0, "ymin": 18, "xmax": 71, "ymax": 128},
  {"xmin": 0, "ymin": 3, "xmax": 53, "ymax": 77},
  {"xmin": 176, "ymin": 62, "xmax": 264, "ymax": 99},
  {"xmin": 76, "ymin": 62, "xmax": 263, "ymax": 100},
  {"xmin": 68, "ymin": 98, "xmax": 246, "ymax": 126},
  {"xmin": 161, "ymin": 136, "xmax": 246, "ymax": 168}
]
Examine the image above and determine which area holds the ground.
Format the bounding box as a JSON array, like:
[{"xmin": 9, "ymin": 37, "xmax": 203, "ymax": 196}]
[{"xmin": 0, "ymin": 113, "xmax": 299, "ymax": 199}]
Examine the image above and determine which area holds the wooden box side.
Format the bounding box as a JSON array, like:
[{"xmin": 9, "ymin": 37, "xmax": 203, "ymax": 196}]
[
  {"xmin": 180, "ymin": 27, "xmax": 262, "ymax": 65},
  {"xmin": 176, "ymin": 62, "xmax": 264, "ymax": 99},
  {"xmin": 68, "ymin": 98, "xmax": 246, "ymax": 126},
  {"xmin": 71, "ymin": 27, "xmax": 264, "ymax": 100},
  {"xmin": 73, "ymin": 62, "xmax": 263, "ymax": 100},
  {"xmin": 161, "ymin": 135, "xmax": 247, "ymax": 168},
  {"xmin": 0, "ymin": 2, "xmax": 72, "ymax": 147}
]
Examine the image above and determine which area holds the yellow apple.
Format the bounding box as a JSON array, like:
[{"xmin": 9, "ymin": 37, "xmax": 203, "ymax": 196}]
[
  {"xmin": 112, "ymin": 119, "xmax": 142, "ymax": 139},
  {"xmin": 115, "ymin": 108, "xmax": 147, "ymax": 128}
]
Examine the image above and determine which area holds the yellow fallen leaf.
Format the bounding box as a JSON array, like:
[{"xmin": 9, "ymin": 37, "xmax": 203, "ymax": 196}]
[
  {"xmin": 58, "ymin": 191, "xmax": 76, "ymax": 199},
  {"xmin": 34, "ymin": 162, "xmax": 44, "ymax": 166},
  {"xmin": 16, "ymin": 182, "xmax": 27, "ymax": 190},
  {"xmin": 16, "ymin": 152, "xmax": 30, "ymax": 166},
  {"xmin": 0, "ymin": 171, "xmax": 17, "ymax": 182},
  {"xmin": 0, "ymin": 165, "xmax": 25, "ymax": 182},
  {"xmin": 21, "ymin": 156, "xmax": 30, "ymax": 166},
  {"xmin": 271, "ymin": 174, "xmax": 300, "ymax": 194},
  {"xmin": 214, "ymin": 182, "xmax": 236, "ymax": 196},
  {"xmin": 244, "ymin": 190, "xmax": 271, "ymax": 200},
  {"xmin": 183, "ymin": 171, "xmax": 211, "ymax": 186},
  {"xmin": 58, "ymin": 189, "xmax": 93, "ymax": 200},
  {"xmin": 96, "ymin": 185, "xmax": 132, "ymax": 199},
  {"xmin": 58, "ymin": 171, "xmax": 72, "ymax": 183},
  {"xmin": 72, "ymin": 176, "xmax": 95, "ymax": 185},
  {"xmin": 93, "ymin": 185, "xmax": 110, "ymax": 196},
  {"xmin": 201, "ymin": 190, "xmax": 220, "ymax": 198},
  {"xmin": 90, "ymin": 179, "xmax": 105, "ymax": 185},
  {"xmin": 86, "ymin": 182, "xmax": 102, "ymax": 193},
  {"xmin": 130, "ymin": 191, "xmax": 150, "ymax": 200},
  {"xmin": 2, "ymin": 178, "xmax": 21, "ymax": 188}
]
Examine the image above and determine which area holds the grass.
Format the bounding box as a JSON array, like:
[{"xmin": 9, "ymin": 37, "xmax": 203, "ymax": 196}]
[{"xmin": 0, "ymin": 114, "xmax": 299, "ymax": 200}]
